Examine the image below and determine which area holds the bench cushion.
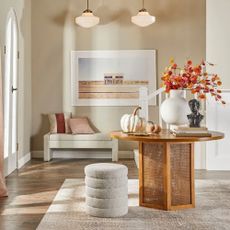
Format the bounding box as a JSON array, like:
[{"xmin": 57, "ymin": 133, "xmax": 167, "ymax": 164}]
[{"xmin": 49, "ymin": 133, "xmax": 111, "ymax": 141}]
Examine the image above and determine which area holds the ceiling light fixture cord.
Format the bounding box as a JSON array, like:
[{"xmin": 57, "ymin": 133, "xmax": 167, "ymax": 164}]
[
  {"xmin": 84, "ymin": 0, "xmax": 92, "ymax": 13},
  {"xmin": 140, "ymin": 0, "xmax": 146, "ymax": 12}
]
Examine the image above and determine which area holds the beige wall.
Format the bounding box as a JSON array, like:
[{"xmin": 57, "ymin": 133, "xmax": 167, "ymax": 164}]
[
  {"xmin": 31, "ymin": 0, "xmax": 206, "ymax": 152},
  {"xmin": 0, "ymin": 0, "xmax": 31, "ymax": 159}
]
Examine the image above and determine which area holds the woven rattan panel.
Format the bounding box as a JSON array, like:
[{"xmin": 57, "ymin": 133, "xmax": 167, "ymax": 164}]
[
  {"xmin": 170, "ymin": 143, "xmax": 191, "ymax": 206},
  {"xmin": 142, "ymin": 143, "xmax": 165, "ymax": 206}
]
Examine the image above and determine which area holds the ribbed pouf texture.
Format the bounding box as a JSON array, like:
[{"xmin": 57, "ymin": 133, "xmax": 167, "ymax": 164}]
[{"xmin": 84, "ymin": 163, "xmax": 128, "ymax": 218}]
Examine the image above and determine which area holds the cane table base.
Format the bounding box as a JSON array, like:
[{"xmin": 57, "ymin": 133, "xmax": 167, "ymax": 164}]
[{"xmin": 139, "ymin": 142, "xmax": 194, "ymax": 210}]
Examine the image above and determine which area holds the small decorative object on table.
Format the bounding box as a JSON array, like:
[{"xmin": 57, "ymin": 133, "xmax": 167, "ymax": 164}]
[
  {"xmin": 170, "ymin": 98, "xmax": 210, "ymax": 137},
  {"xmin": 120, "ymin": 107, "xmax": 161, "ymax": 135},
  {"xmin": 120, "ymin": 106, "xmax": 146, "ymax": 134},
  {"xmin": 160, "ymin": 59, "xmax": 225, "ymax": 126},
  {"xmin": 146, "ymin": 121, "xmax": 161, "ymax": 134},
  {"xmin": 187, "ymin": 99, "xmax": 204, "ymax": 127},
  {"xmin": 170, "ymin": 126, "xmax": 211, "ymax": 137},
  {"xmin": 160, "ymin": 89, "xmax": 189, "ymax": 125}
]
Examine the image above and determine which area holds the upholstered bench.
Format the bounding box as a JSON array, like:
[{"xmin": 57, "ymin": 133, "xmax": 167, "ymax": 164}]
[
  {"xmin": 43, "ymin": 133, "xmax": 118, "ymax": 162},
  {"xmin": 85, "ymin": 163, "xmax": 128, "ymax": 218}
]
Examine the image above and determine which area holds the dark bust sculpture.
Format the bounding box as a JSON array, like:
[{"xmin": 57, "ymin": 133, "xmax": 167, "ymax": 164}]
[{"xmin": 187, "ymin": 99, "xmax": 204, "ymax": 127}]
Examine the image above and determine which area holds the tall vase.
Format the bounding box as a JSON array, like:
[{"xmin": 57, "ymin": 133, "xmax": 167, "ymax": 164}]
[{"xmin": 160, "ymin": 90, "xmax": 190, "ymax": 126}]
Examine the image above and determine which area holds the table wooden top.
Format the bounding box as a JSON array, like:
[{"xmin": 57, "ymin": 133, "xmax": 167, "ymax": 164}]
[{"xmin": 110, "ymin": 130, "xmax": 224, "ymax": 143}]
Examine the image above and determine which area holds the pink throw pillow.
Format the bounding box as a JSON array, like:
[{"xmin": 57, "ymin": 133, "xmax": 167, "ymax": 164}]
[{"xmin": 69, "ymin": 118, "xmax": 95, "ymax": 134}]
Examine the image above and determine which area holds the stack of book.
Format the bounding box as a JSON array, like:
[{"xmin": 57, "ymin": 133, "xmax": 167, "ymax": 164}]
[{"xmin": 170, "ymin": 126, "xmax": 211, "ymax": 137}]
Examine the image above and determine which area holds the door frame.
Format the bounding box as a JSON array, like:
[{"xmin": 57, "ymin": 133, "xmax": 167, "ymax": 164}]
[{"xmin": 3, "ymin": 8, "xmax": 19, "ymax": 176}]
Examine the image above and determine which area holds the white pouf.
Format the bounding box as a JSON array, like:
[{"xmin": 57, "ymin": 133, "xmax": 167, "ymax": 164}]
[
  {"xmin": 85, "ymin": 176, "xmax": 128, "ymax": 189},
  {"xmin": 85, "ymin": 163, "xmax": 128, "ymax": 179},
  {"xmin": 86, "ymin": 196, "xmax": 128, "ymax": 209},
  {"xmin": 85, "ymin": 185, "xmax": 128, "ymax": 199},
  {"xmin": 86, "ymin": 205, "xmax": 128, "ymax": 218},
  {"xmin": 84, "ymin": 163, "xmax": 128, "ymax": 218}
]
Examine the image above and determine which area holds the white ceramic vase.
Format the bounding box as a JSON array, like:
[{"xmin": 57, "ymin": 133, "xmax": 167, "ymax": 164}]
[{"xmin": 160, "ymin": 90, "xmax": 190, "ymax": 125}]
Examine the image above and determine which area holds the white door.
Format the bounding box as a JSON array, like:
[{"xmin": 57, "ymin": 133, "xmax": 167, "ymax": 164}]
[
  {"xmin": 3, "ymin": 9, "xmax": 19, "ymax": 176},
  {"xmin": 206, "ymin": 91, "xmax": 230, "ymax": 170}
]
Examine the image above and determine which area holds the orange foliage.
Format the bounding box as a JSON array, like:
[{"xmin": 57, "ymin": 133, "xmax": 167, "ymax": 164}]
[{"xmin": 161, "ymin": 59, "xmax": 225, "ymax": 104}]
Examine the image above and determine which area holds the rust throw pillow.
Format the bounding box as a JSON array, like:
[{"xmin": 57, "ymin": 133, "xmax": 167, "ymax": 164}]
[{"xmin": 48, "ymin": 113, "xmax": 71, "ymax": 134}]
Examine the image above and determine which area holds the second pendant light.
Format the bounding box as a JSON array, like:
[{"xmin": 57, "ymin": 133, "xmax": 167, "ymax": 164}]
[{"xmin": 131, "ymin": 0, "xmax": 156, "ymax": 27}]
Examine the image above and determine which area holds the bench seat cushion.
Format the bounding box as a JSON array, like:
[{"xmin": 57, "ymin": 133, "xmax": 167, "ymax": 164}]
[{"xmin": 49, "ymin": 133, "xmax": 111, "ymax": 141}]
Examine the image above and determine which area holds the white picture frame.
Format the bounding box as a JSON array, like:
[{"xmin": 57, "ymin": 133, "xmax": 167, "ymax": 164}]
[{"xmin": 71, "ymin": 50, "xmax": 157, "ymax": 106}]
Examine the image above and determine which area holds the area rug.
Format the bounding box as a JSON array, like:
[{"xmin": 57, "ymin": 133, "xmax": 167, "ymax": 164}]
[{"xmin": 37, "ymin": 179, "xmax": 230, "ymax": 230}]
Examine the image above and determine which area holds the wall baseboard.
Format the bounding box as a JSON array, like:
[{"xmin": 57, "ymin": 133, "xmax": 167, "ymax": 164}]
[
  {"xmin": 31, "ymin": 151, "xmax": 43, "ymax": 158},
  {"xmin": 18, "ymin": 152, "xmax": 31, "ymax": 169},
  {"xmin": 4, "ymin": 153, "xmax": 17, "ymax": 176},
  {"xmin": 32, "ymin": 150, "xmax": 133, "ymax": 160}
]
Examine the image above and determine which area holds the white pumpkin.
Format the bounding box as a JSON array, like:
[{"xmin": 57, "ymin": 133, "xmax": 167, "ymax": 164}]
[{"xmin": 120, "ymin": 107, "xmax": 145, "ymax": 133}]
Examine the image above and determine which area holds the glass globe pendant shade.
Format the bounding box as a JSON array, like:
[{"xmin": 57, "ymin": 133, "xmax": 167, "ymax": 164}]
[
  {"xmin": 131, "ymin": 9, "xmax": 156, "ymax": 27},
  {"xmin": 75, "ymin": 9, "xmax": 99, "ymax": 28}
]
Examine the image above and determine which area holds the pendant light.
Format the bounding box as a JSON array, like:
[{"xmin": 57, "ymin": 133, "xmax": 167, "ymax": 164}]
[
  {"xmin": 75, "ymin": 0, "xmax": 99, "ymax": 28},
  {"xmin": 132, "ymin": 0, "xmax": 156, "ymax": 27}
]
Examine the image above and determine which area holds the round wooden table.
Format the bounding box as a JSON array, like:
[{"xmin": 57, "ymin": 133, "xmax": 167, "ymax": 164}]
[{"xmin": 111, "ymin": 130, "xmax": 224, "ymax": 211}]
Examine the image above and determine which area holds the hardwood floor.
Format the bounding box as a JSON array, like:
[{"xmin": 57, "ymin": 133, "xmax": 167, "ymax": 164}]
[
  {"xmin": 0, "ymin": 158, "xmax": 230, "ymax": 230},
  {"xmin": 0, "ymin": 159, "xmax": 138, "ymax": 230}
]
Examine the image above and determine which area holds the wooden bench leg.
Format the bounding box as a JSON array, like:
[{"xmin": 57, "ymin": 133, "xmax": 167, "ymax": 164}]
[
  {"xmin": 112, "ymin": 139, "xmax": 118, "ymax": 162},
  {"xmin": 44, "ymin": 134, "xmax": 52, "ymax": 161}
]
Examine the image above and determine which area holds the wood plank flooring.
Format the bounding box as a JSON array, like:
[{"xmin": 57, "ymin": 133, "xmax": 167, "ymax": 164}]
[
  {"xmin": 0, "ymin": 159, "xmax": 230, "ymax": 230},
  {"xmin": 0, "ymin": 159, "xmax": 137, "ymax": 230}
]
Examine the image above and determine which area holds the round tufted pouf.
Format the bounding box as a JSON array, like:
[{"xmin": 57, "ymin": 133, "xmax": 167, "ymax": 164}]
[
  {"xmin": 85, "ymin": 163, "xmax": 128, "ymax": 179},
  {"xmin": 85, "ymin": 176, "xmax": 128, "ymax": 189},
  {"xmin": 84, "ymin": 163, "xmax": 128, "ymax": 218}
]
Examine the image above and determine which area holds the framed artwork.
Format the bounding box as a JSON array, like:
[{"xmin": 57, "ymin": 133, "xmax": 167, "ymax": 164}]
[{"xmin": 71, "ymin": 50, "xmax": 156, "ymax": 106}]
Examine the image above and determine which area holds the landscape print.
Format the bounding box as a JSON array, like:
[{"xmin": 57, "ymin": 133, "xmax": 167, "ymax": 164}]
[
  {"xmin": 79, "ymin": 74, "xmax": 149, "ymax": 99},
  {"xmin": 72, "ymin": 50, "xmax": 156, "ymax": 106}
]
